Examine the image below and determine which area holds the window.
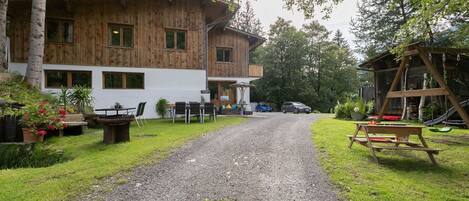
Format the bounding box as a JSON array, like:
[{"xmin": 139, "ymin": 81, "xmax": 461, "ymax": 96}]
[
  {"xmin": 165, "ymin": 29, "xmax": 186, "ymax": 50},
  {"xmin": 216, "ymin": 48, "xmax": 233, "ymax": 62},
  {"xmin": 46, "ymin": 19, "xmax": 74, "ymax": 43},
  {"xmin": 109, "ymin": 24, "xmax": 133, "ymax": 47},
  {"xmin": 103, "ymin": 72, "xmax": 144, "ymax": 89},
  {"xmin": 45, "ymin": 70, "xmax": 91, "ymax": 88}
]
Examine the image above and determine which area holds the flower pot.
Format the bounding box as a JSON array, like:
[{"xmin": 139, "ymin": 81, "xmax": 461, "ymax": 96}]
[
  {"xmin": 351, "ymin": 112, "xmax": 365, "ymax": 121},
  {"xmin": 22, "ymin": 128, "xmax": 44, "ymax": 144}
]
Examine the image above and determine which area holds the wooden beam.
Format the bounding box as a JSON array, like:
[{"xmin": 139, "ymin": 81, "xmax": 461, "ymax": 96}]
[
  {"xmin": 403, "ymin": 49, "xmax": 419, "ymax": 57},
  {"xmin": 421, "ymin": 47, "xmax": 469, "ymax": 54},
  {"xmin": 387, "ymin": 88, "xmax": 449, "ymax": 98},
  {"xmin": 378, "ymin": 56, "xmax": 409, "ymax": 119},
  {"xmin": 418, "ymin": 47, "xmax": 469, "ymax": 128}
]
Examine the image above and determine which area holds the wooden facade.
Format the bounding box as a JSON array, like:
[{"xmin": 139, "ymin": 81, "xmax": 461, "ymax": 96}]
[
  {"xmin": 208, "ymin": 28, "xmax": 250, "ymax": 77},
  {"xmin": 8, "ymin": 0, "xmax": 207, "ymax": 69}
]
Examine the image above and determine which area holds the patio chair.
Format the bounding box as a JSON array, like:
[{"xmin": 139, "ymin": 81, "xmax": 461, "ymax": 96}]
[
  {"xmin": 173, "ymin": 102, "xmax": 188, "ymax": 123},
  {"xmin": 188, "ymin": 102, "xmax": 202, "ymax": 123},
  {"xmin": 204, "ymin": 103, "xmax": 217, "ymax": 122},
  {"xmin": 134, "ymin": 102, "xmax": 146, "ymax": 128}
]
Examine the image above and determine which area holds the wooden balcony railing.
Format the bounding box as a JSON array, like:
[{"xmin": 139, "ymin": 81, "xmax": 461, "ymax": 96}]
[{"xmin": 249, "ymin": 64, "xmax": 263, "ymax": 78}]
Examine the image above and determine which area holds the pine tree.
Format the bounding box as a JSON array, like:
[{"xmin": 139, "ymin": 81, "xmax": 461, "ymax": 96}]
[{"xmin": 230, "ymin": 1, "xmax": 264, "ymax": 36}]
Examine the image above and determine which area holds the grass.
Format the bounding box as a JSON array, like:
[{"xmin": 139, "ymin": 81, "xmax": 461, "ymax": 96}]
[
  {"xmin": 0, "ymin": 117, "xmax": 245, "ymax": 201},
  {"xmin": 312, "ymin": 115, "xmax": 469, "ymax": 201}
]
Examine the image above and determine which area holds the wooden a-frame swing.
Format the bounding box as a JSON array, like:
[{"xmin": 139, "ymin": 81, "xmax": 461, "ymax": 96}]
[{"xmin": 378, "ymin": 44, "xmax": 469, "ymax": 128}]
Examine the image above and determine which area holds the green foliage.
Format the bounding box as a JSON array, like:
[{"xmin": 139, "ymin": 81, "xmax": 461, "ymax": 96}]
[
  {"xmin": 0, "ymin": 77, "xmax": 57, "ymax": 116},
  {"xmin": 253, "ymin": 18, "xmax": 358, "ymax": 112},
  {"xmin": 334, "ymin": 98, "xmax": 373, "ymax": 119},
  {"xmin": 156, "ymin": 98, "xmax": 169, "ymax": 119},
  {"xmin": 68, "ymin": 85, "xmax": 94, "ymax": 114},
  {"xmin": 0, "ymin": 144, "xmax": 66, "ymax": 169},
  {"xmin": 22, "ymin": 102, "xmax": 65, "ymax": 136}
]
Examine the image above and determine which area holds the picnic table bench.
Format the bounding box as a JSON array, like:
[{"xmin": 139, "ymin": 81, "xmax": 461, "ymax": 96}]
[{"xmin": 348, "ymin": 123, "xmax": 441, "ymax": 164}]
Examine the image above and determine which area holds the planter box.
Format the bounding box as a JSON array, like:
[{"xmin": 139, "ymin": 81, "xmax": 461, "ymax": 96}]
[{"xmin": 351, "ymin": 112, "xmax": 365, "ymax": 121}]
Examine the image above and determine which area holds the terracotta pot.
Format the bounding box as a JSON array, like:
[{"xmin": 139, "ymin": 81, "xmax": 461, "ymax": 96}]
[{"xmin": 22, "ymin": 128, "xmax": 44, "ymax": 144}]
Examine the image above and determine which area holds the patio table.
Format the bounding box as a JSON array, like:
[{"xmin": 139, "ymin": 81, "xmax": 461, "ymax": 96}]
[{"xmin": 348, "ymin": 123, "xmax": 441, "ymax": 164}]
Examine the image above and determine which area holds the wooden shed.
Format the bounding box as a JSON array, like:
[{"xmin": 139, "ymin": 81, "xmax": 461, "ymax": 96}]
[{"xmin": 359, "ymin": 43, "xmax": 469, "ymax": 127}]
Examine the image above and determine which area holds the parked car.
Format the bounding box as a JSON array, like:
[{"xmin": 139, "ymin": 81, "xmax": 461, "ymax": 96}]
[
  {"xmin": 281, "ymin": 102, "xmax": 311, "ymax": 114},
  {"xmin": 255, "ymin": 104, "xmax": 273, "ymax": 112}
]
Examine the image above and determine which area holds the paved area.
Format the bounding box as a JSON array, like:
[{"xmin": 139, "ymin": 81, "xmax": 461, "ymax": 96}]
[{"xmin": 99, "ymin": 113, "xmax": 337, "ymax": 201}]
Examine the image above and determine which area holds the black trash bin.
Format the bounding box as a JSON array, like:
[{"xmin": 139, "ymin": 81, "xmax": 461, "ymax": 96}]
[{"xmin": 3, "ymin": 116, "xmax": 20, "ymax": 142}]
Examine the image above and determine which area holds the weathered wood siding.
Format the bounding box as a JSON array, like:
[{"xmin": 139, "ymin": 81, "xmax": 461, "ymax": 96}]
[
  {"xmin": 208, "ymin": 28, "xmax": 249, "ymax": 77},
  {"xmin": 8, "ymin": 0, "xmax": 205, "ymax": 69}
]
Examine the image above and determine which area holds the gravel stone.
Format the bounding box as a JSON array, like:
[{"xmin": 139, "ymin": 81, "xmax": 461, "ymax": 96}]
[{"xmin": 92, "ymin": 113, "xmax": 338, "ymax": 201}]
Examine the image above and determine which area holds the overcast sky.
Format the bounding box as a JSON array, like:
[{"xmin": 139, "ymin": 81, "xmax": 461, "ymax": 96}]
[{"xmin": 249, "ymin": 0, "xmax": 359, "ymax": 50}]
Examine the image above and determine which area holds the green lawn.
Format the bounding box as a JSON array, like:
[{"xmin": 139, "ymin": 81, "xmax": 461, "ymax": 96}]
[
  {"xmin": 0, "ymin": 117, "xmax": 244, "ymax": 201},
  {"xmin": 312, "ymin": 115, "xmax": 469, "ymax": 201}
]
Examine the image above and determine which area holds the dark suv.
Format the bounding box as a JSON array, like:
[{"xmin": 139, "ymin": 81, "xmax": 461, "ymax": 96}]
[{"xmin": 281, "ymin": 102, "xmax": 311, "ymax": 114}]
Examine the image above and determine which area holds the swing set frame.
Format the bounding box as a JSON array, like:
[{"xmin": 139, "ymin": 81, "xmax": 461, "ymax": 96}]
[{"xmin": 377, "ymin": 44, "xmax": 469, "ymax": 128}]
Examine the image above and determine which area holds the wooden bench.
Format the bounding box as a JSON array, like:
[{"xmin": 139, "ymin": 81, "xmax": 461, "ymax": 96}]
[
  {"xmin": 59, "ymin": 114, "xmax": 88, "ymax": 137},
  {"xmin": 348, "ymin": 123, "xmax": 442, "ymax": 165}
]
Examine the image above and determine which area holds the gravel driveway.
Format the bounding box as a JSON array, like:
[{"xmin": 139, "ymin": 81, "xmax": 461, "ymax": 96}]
[{"xmin": 96, "ymin": 113, "xmax": 337, "ymax": 201}]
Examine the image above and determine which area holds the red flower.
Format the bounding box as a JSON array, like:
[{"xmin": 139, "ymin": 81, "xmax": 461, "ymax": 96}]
[
  {"xmin": 63, "ymin": 124, "xmax": 68, "ymax": 129},
  {"xmin": 37, "ymin": 130, "xmax": 48, "ymax": 136},
  {"xmin": 58, "ymin": 109, "xmax": 67, "ymax": 117},
  {"xmin": 39, "ymin": 108, "xmax": 47, "ymax": 115},
  {"xmin": 47, "ymin": 125, "xmax": 56, "ymax": 130}
]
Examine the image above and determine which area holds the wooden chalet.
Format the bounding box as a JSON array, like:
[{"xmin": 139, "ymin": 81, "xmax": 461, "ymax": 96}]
[{"xmin": 6, "ymin": 0, "xmax": 265, "ymax": 118}]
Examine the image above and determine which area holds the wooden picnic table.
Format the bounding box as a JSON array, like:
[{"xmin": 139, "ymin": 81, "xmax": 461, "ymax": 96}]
[{"xmin": 348, "ymin": 123, "xmax": 441, "ymax": 165}]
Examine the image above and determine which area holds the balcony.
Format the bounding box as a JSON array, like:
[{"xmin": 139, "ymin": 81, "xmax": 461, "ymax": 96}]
[{"xmin": 249, "ymin": 64, "xmax": 263, "ymax": 78}]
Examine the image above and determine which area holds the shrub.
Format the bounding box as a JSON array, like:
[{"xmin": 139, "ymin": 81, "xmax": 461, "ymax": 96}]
[
  {"xmin": 0, "ymin": 143, "xmax": 67, "ymax": 169},
  {"xmin": 156, "ymin": 98, "xmax": 169, "ymax": 119},
  {"xmin": 335, "ymin": 98, "xmax": 374, "ymax": 119},
  {"xmin": 21, "ymin": 102, "xmax": 65, "ymax": 136}
]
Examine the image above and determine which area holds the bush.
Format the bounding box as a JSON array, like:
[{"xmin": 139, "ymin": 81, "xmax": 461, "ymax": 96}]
[
  {"xmin": 0, "ymin": 144, "xmax": 67, "ymax": 169},
  {"xmin": 335, "ymin": 98, "xmax": 374, "ymax": 119},
  {"xmin": 156, "ymin": 98, "xmax": 169, "ymax": 119}
]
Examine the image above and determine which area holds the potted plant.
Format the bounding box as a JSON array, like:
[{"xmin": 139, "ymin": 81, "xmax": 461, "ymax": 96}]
[
  {"xmin": 69, "ymin": 85, "xmax": 94, "ymax": 114},
  {"xmin": 156, "ymin": 98, "xmax": 169, "ymax": 119},
  {"xmin": 351, "ymin": 107, "xmax": 365, "ymax": 121},
  {"xmin": 21, "ymin": 102, "xmax": 65, "ymax": 143}
]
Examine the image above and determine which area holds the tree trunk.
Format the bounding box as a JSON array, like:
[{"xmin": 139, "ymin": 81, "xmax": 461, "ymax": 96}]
[
  {"xmin": 418, "ymin": 73, "xmax": 428, "ymax": 122},
  {"xmin": 0, "ymin": 0, "xmax": 8, "ymax": 72},
  {"xmin": 25, "ymin": 0, "xmax": 46, "ymax": 88},
  {"xmin": 401, "ymin": 67, "xmax": 408, "ymax": 120}
]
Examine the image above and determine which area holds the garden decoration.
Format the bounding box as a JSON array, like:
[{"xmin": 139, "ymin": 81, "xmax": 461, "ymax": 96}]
[{"xmin": 21, "ymin": 102, "xmax": 65, "ymax": 143}]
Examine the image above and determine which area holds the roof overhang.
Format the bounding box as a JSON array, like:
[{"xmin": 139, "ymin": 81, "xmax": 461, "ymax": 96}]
[
  {"xmin": 224, "ymin": 27, "xmax": 266, "ymax": 50},
  {"xmin": 359, "ymin": 42, "xmax": 469, "ymax": 71}
]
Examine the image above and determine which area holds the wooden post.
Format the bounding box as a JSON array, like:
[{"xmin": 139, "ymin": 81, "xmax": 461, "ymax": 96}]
[
  {"xmin": 378, "ymin": 56, "xmax": 409, "ymax": 119},
  {"xmin": 417, "ymin": 47, "xmax": 469, "ymax": 128}
]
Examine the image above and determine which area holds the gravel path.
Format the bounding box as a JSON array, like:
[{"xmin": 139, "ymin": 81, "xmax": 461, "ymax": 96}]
[{"xmin": 96, "ymin": 113, "xmax": 337, "ymax": 201}]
